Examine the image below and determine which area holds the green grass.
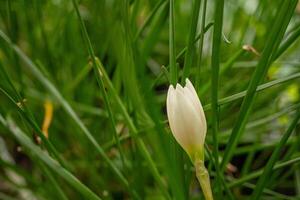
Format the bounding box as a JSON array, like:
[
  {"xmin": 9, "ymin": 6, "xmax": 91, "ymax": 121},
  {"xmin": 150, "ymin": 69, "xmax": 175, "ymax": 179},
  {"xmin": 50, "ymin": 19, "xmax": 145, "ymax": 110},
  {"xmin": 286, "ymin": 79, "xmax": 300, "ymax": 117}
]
[{"xmin": 0, "ymin": 0, "xmax": 300, "ymax": 199}]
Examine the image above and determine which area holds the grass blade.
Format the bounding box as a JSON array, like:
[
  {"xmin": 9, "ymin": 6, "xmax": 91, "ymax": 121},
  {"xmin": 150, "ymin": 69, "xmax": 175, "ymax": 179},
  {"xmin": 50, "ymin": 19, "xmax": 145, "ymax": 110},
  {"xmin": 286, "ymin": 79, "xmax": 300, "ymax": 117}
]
[
  {"xmin": 181, "ymin": 0, "xmax": 201, "ymax": 81},
  {"xmin": 195, "ymin": 0, "xmax": 207, "ymax": 92},
  {"xmin": 203, "ymin": 72, "xmax": 300, "ymax": 110},
  {"xmin": 210, "ymin": 0, "xmax": 225, "ymax": 195},
  {"xmin": 169, "ymin": 0, "xmax": 177, "ymax": 85},
  {"xmin": 249, "ymin": 109, "xmax": 300, "ymax": 199}
]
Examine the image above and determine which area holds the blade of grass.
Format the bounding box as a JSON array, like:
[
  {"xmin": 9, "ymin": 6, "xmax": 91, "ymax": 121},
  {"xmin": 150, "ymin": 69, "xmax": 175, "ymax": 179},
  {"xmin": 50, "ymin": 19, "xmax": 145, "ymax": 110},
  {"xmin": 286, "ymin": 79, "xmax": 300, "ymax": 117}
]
[
  {"xmin": 0, "ymin": 115, "xmax": 102, "ymax": 200},
  {"xmin": 220, "ymin": 0, "xmax": 298, "ymax": 171},
  {"xmin": 169, "ymin": 0, "xmax": 177, "ymax": 85},
  {"xmin": 181, "ymin": 0, "xmax": 201, "ymax": 81},
  {"xmin": 210, "ymin": 0, "xmax": 225, "ymax": 195},
  {"xmin": 195, "ymin": 0, "xmax": 207, "ymax": 92},
  {"xmin": 203, "ymin": 72, "xmax": 300, "ymax": 110},
  {"xmin": 249, "ymin": 109, "xmax": 300, "ymax": 199},
  {"xmin": 5, "ymin": 0, "xmax": 23, "ymax": 89},
  {"xmin": 274, "ymin": 23, "xmax": 300, "ymax": 60}
]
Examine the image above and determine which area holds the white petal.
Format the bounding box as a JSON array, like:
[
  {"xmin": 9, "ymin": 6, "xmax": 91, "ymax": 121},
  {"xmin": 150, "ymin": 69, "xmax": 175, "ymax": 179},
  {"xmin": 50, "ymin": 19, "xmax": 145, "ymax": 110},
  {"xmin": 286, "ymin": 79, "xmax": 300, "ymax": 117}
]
[
  {"xmin": 185, "ymin": 78, "xmax": 198, "ymax": 101},
  {"xmin": 185, "ymin": 79, "xmax": 207, "ymax": 137},
  {"xmin": 167, "ymin": 85, "xmax": 176, "ymax": 131},
  {"xmin": 170, "ymin": 89, "xmax": 204, "ymax": 154},
  {"xmin": 183, "ymin": 89, "xmax": 206, "ymax": 134}
]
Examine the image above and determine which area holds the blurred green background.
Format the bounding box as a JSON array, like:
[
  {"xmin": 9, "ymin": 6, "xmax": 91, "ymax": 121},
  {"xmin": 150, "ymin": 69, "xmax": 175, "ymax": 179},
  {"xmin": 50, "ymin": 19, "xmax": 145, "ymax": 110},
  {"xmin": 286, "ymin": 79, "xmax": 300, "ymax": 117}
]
[{"xmin": 0, "ymin": 0, "xmax": 300, "ymax": 199}]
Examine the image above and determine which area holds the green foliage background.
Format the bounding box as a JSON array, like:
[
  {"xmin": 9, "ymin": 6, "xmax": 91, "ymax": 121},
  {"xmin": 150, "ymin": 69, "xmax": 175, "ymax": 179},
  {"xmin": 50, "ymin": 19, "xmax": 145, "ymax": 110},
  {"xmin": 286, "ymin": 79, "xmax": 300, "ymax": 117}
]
[{"xmin": 0, "ymin": 0, "xmax": 300, "ymax": 199}]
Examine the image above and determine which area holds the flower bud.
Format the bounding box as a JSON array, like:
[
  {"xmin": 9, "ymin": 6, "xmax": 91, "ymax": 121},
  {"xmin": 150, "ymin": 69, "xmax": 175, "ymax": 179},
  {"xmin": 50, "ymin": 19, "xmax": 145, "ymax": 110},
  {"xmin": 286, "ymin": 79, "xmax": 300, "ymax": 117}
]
[{"xmin": 166, "ymin": 79, "xmax": 207, "ymax": 160}]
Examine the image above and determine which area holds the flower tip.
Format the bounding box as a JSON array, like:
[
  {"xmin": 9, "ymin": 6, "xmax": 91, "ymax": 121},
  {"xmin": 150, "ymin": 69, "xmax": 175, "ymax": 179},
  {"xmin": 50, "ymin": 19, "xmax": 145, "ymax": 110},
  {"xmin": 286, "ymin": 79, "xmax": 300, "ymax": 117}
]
[
  {"xmin": 185, "ymin": 78, "xmax": 191, "ymax": 85},
  {"xmin": 167, "ymin": 85, "xmax": 175, "ymax": 96},
  {"xmin": 176, "ymin": 83, "xmax": 184, "ymax": 90},
  {"xmin": 169, "ymin": 84, "xmax": 175, "ymax": 90}
]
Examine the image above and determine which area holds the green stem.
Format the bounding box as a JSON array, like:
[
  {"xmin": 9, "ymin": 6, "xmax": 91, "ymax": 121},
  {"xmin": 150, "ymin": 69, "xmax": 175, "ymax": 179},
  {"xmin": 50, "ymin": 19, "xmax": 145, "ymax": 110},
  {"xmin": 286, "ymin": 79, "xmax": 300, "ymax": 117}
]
[
  {"xmin": 195, "ymin": 0, "xmax": 207, "ymax": 92},
  {"xmin": 169, "ymin": 0, "xmax": 177, "ymax": 85},
  {"xmin": 195, "ymin": 159, "xmax": 214, "ymax": 200},
  {"xmin": 181, "ymin": 0, "xmax": 201, "ymax": 81},
  {"xmin": 210, "ymin": 0, "xmax": 224, "ymax": 195}
]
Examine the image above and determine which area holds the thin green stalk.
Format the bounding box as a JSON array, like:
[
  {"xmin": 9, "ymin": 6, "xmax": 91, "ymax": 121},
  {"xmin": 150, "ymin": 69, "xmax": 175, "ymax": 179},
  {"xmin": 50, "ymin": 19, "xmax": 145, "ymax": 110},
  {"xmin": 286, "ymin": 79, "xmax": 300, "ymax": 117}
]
[
  {"xmin": 274, "ymin": 24, "xmax": 300, "ymax": 60},
  {"xmin": 181, "ymin": 0, "xmax": 201, "ymax": 81},
  {"xmin": 250, "ymin": 109, "xmax": 300, "ymax": 199},
  {"xmin": 195, "ymin": 159, "xmax": 213, "ymax": 200},
  {"xmin": 5, "ymin": 0, "xmax": 23, "ymax": 88},
  {"xmin": 195, "ymin": 0, "xmax": 207, "ymax": 92},
  {"xmin": 169, "ymin": 0, "xmax": 177, "ymax": 85},
  {"xmin": 203, "ymin": 72, "xmax": 300, "ymax": 110},
  {"xmin": 210, "ymin": 0, "xmax": 225, "ymax": 195},
  {"xmin": 220, "ymin": 0, "xmax": 298, "ymax": 171},
  {"xmin": 0, "ymin": 61, "xmax": 23, "ymax": 105}
]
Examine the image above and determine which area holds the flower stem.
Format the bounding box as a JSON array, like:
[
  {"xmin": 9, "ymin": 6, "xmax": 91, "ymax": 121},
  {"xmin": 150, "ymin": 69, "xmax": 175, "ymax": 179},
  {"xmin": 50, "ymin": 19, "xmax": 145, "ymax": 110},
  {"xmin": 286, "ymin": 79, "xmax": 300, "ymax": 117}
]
[{"xmin": 195, "ymin": 159, "xmax": 214, "ymax": 200}]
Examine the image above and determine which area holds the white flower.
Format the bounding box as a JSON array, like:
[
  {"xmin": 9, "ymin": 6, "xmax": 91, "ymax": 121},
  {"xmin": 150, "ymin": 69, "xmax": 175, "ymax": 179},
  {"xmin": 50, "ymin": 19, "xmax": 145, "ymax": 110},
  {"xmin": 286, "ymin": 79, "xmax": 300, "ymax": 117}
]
[{"xmin": 166, "ymin": 79, "xmax": 207, "ymax": 160}]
